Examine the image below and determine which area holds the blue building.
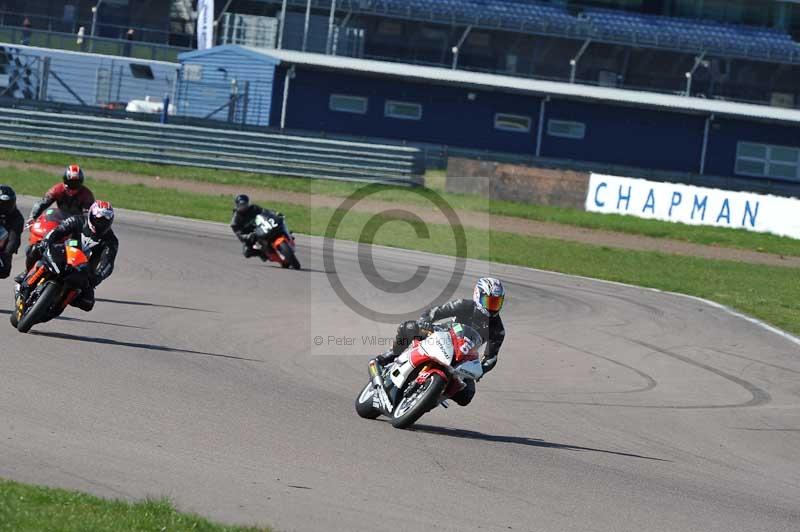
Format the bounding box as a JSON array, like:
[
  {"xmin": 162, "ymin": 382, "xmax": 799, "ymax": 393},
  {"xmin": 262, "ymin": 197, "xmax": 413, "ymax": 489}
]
[
  {"xmin": 177, "ymin": 45, "xmax": 800, "ymax": 185},
  {"xmin": 0, "ymin": 44, "xmax": 177, "ymax": 107}
]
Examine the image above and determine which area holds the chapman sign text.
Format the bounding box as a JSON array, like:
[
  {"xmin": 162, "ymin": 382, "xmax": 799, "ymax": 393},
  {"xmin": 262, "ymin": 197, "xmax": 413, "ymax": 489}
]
[{"xmin": 586, "ymin": 174, "xmax": 800, "ymax": 239}]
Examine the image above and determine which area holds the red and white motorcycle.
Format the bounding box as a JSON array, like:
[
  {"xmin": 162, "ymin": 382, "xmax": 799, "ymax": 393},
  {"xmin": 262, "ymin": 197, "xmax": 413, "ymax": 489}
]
[{"xmin": 355, "ymin": 322, "xmax": 484, "ymax": 429}]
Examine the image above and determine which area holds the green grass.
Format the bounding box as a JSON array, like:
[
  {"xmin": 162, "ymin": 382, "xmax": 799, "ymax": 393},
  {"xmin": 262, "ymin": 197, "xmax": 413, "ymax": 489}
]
[
  {"xmin": 0, "ymin": 478, "xmax": 268, "ymax": 532},
  {"xmin": 3, "ymin": 148, "xmax": 800, "ymax": 258},
  {"xmin": 2, "ymin": 167, "xmax": 797, "ymax": 336}
]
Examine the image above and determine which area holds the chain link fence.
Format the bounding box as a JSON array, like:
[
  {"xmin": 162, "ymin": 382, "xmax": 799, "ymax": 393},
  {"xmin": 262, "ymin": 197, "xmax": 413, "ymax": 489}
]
[{"xmin": 0, "ymin": 44, "xmax": 264, "ymax": 127}]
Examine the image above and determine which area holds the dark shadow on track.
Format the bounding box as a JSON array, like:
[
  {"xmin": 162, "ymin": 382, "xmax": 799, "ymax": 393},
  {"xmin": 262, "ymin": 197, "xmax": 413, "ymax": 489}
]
[
  {"xmin": 0, "ymin": 309, "xmax": 146, "ymax": 329},
  {"xmin": 95, "ymin": 298, "xmax": 219, "ymax": 314},
  {"xmin": 30, "ymin": 330, "xmax": 263, "ymax": 363},
  {"xmin": 410, "ymin": 424, "xmax": 671, "ymax": 462}
]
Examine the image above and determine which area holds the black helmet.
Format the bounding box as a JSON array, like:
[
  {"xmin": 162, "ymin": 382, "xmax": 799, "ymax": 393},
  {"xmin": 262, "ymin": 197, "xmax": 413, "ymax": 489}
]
[
  {"xmin": 234, "ymin": 194, "xmax": 250, "ymax": 213},
  {"xmin": 0, "ymin": 184, "xmax": 16, "ymax": 216},
  {"xmin": 63, "ymin": 164, "xmax": 85, "ymax": 190}
]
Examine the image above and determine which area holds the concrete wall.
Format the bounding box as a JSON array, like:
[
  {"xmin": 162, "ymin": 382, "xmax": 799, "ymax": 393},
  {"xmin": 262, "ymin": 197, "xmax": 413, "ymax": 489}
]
[{"xmin": 446, "ymin": 157, "xmax": 590, "ymax": 209}]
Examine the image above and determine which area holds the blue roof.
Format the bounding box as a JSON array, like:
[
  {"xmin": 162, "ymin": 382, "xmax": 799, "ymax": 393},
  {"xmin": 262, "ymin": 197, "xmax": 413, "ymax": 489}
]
[{"xmin": 178, "ymin": 44, "xmax": 281, "ymax": 65}]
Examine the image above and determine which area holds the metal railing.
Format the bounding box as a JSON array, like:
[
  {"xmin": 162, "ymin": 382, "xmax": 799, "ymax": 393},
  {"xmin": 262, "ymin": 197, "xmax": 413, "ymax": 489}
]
[
  {"xmin": 0, "ymin": 26, "xmax": 188, "ymax": 62},
  {"xmin": 0, "ymin": 107, "xmax": 424, "ymax": 185}
]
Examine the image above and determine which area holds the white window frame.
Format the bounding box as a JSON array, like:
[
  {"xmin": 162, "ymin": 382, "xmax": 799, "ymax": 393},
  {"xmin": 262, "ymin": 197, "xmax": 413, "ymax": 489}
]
[
  {"xmin": 547, "ymin": 119, "xmax": 586, "ymax": 139},
  {"xmin": 384, "ymin": 100, "xmax": 422, "ymax": 121},
  {"xmin": 329, "ymin": 94, "xmax": 368, "ymax": 114},
  {"xmin": 494, "ymin": 113, "xmax": 531, "ymax": 133},
  {"xmin": 735, "ymin": 141, "xmax": 800, "ymax": 181}
]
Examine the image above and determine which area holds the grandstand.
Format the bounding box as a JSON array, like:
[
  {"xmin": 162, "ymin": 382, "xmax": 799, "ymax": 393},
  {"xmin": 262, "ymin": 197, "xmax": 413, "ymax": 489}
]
[{"xmin": 1, "ymin": 2, "xmax": 798, "ymax": 106}]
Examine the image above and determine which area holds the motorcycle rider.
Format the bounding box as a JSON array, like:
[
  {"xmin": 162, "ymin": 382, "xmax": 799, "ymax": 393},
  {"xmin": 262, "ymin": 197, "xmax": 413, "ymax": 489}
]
[
  {"xmin": 0, "ymin": 185, "xmax": 24, "ymax": 279},
  {"xmin": 372, "ymin": 277, "xmax": 506, "ymax": 407},
  {"xmin": 19, "ymin": 201, "xmax": 117, "ymax": 312},
  {"xmin": 230, "ymin": 194, "xmax": 283, "ymax": 260},
  {"xmin": 24, "ymin": 164, "xmax": 96, "ymax": 271},
  {"xmin": 28, "ymin": 164, "xmax": 95, "ymax": 221}
]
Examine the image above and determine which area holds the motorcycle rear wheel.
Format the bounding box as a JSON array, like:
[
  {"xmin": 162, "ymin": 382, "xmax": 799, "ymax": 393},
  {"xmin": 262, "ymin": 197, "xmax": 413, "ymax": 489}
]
[
  {"xmin": 391, "ymin": 374, "xmax": 447, "ymax": 429},
  {"xmin": 17, "ymin": 282, "xmax": 59, "ymax": 334},
  {"xmin": 355, "ymin": 381, "xmax": 381, "ymax": 419}
]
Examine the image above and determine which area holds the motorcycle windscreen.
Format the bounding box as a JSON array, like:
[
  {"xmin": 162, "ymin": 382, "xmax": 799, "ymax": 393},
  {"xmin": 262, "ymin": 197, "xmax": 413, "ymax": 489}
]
[
  {"xmin": 419, "ymin": 331, "xmax": 454, "ymax": 365},
  {"xmin": 30, "ymin": 208, "xmax": 66, "ymax": 244}
]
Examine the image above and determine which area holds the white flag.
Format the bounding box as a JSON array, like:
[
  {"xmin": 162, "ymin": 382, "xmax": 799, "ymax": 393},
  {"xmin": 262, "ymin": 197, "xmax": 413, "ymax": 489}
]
[{"xmin": 197, "ymin": 0, "xmax": 214, "ymax": 50}]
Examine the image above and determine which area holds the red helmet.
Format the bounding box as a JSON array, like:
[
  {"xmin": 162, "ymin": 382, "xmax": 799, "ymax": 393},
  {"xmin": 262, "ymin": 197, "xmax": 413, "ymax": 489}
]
[
  {"xmin": 87, "ymin": 200, "xmax": 114, "ymax": 236},
  {"xmin": 63, "ymin": 164, "xmax": 85, "ymax": 195}
]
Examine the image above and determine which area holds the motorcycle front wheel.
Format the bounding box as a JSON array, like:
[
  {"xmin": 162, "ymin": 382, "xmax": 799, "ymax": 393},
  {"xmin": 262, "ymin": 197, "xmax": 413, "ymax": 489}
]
[
  {"xmin": 355, "ymin": 381, "xmax": 381, "ymax": 419},
  {"xmin": 391, "ymin": 373, "xmax": 447, "ymax": 429},
  {"xmin": 17, "ymin": 282, "xmax": 59, "ymax": 334},
  {"xmin": 278, "ymin": 241, "xmax": 301, "ymax": 270}
]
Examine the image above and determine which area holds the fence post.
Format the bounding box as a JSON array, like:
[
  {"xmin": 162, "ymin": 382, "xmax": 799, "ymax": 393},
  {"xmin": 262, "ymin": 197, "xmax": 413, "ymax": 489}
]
[
  {"xmin": 240, "ymin": 81, "xmax": 250, "ymax": 127},
  {"xmin": 38, "ymin": 57, "xmax": 51, "ymax": 101},
  {"xmin": 160, "ymin": 93, "xmax": 170, "ymax": 124},
  {"xmin": 227, "ymin": 79, "xmax": 238, "ymax": 123}
]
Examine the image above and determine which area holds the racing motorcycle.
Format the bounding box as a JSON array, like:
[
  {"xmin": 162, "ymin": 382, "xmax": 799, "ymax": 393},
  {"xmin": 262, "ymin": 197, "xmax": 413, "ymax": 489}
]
[
  {"xmin": 252, "ymin": 212, "xmax": 301, "ymax": 270},
  {"xmin": 11, "ymin": 209, "xmax": 89, "ymax": 333},
  {"xmin": 355, "ymin": 323, "xmax": 484, "ymax": 429}
]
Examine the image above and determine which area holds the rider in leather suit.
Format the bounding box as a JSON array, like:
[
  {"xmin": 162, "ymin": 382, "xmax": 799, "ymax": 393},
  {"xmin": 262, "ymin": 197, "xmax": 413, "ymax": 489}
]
[
  {"xmin": 25, "ymin": 165, "xmax": 95, "ymax": 271},
  {"xmin": 373, "ymin": 277, "xmax": 506, "ymax": 406},
  {"xmin": 0, "ymin": 185, "xmax": 23, "ymax": 279},
  {"xmin": 230, "ymin": 194, "xmax": 282, "ymax": 260},
  {"xmin": 21, "ymin": 201, "xmax": 118, "ymax": 312}
]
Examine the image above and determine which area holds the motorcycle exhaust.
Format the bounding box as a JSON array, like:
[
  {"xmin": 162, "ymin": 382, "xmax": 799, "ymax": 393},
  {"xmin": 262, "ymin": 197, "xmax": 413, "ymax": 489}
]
[
  {"xmin": 368, "ymin": 360, "xmax": 383, "ymax": 387},
  {"xmin": 368, "ymin": 360, "xmax": 393, "ymax": 413}
]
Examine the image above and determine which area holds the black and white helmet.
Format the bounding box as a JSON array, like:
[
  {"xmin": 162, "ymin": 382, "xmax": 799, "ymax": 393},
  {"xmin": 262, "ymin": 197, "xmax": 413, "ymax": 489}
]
[{"xmin": 473, "ymin": 277, "xmax": 505, "ymax": 317}]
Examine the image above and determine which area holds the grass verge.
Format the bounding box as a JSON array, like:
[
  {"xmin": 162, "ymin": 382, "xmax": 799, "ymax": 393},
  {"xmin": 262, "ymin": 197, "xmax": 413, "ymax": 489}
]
[
  {"xmin": 1, "ymin": 168, "xmax": 797, "ymax": 336},
  {"xmin": 3, "ymin": 148, "xmax": 800, "ymax": 258},
  {"xmin": 0, "ymin": 478, "xmax": 268, "ymax": 532}
]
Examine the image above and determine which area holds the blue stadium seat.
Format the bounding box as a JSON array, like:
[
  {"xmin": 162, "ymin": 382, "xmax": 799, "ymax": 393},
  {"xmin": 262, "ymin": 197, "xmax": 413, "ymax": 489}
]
[{"xmin": 364, "ymin": 0, "xmax": 799, "ymax": 60}]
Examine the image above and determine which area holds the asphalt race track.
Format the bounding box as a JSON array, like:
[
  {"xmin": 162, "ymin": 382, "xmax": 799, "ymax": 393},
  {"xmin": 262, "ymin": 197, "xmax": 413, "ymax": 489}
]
[{"xmin": 1, "ymin": 206, "xmax": 799, "ymax": 532}]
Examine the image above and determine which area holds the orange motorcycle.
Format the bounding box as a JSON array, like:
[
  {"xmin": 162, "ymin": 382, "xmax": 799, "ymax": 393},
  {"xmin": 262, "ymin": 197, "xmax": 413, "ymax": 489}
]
[
  {"xmin": 251, "ymin": 212, "xmax": 301, "ymax": 270},
  {"xmin": 12, "ymin": 233, "xmax": 90, "ymax": 333}
]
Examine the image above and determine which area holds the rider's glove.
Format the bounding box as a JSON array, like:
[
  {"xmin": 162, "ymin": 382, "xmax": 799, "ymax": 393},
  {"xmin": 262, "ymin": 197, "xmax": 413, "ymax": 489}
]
[
  {"xmin": 416, "ymin": 318, "xmax": 433, "ymax": 334},
  {"xmin": 245, "ymin": 233, "xmax": 256, "ymax": 245}
]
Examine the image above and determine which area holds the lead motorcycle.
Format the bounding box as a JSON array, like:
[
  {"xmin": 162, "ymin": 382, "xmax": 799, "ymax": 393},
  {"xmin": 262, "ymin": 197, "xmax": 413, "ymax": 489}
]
[
  {"xmin": 11, "ymin": 238, "xmax": 90, "ymax": 333},
  {"xmin": 355, "ymin": 322, "xmax": 485, "ymax": 429},
  {"xmin": 11, "ymin": 208, "xmax": 89, "ymax": 333},
  {"xmin": 252, "ymin": 212, "xmax": 301, "ymax": 270}
]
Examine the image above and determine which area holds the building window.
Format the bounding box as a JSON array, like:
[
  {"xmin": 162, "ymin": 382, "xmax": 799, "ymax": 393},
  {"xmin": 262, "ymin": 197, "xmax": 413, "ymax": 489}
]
[
  {"xmin": 385, "ymin": 100, "xmax": 422, "ymax": 120},
  {"xmin": 735, "ymin": 141, "xmax": 800, "ymax": 181},
  {"xmin": 547, "ymin": 119, "xmax": 586, "ymax": 139},
  {"xmin": 329, "ymin": 94, "xmax": 368, "ymax": 114},
  {"xmin": 494, "ymin": 113, "xmax": 531, "ymax": 133}
]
